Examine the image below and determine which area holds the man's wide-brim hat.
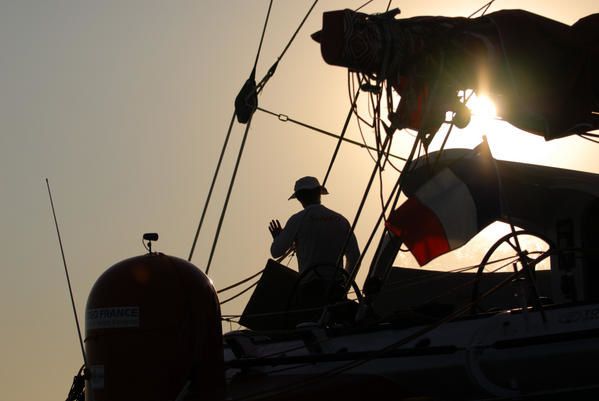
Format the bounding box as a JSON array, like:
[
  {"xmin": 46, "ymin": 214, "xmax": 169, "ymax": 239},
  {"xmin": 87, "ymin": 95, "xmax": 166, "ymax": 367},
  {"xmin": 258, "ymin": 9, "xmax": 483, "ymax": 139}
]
[{"xmin": 289, "ymin": 176, "xmax": 329, "ymax": 200}]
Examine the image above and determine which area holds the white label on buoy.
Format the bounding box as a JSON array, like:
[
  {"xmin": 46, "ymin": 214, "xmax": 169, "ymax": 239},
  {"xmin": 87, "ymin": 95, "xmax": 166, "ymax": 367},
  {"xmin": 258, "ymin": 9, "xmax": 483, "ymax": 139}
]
[{"xmin": 86, "ymin": 307, "xmax": 140, "ymax": 330}]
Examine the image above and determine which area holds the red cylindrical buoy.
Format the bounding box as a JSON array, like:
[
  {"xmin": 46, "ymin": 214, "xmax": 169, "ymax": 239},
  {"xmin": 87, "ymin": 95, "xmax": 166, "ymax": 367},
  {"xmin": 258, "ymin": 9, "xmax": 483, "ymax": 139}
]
[{"xmin": 85, "ymin": 253, "xmax": 224, "ymax": 401}]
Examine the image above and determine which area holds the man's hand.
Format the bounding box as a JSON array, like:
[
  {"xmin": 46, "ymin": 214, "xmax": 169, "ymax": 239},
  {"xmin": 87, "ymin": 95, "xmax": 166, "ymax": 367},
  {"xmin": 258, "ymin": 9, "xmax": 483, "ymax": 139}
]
[{"xmin": 268, "ymin": 219, "xmax": 283, "ymax": 239}]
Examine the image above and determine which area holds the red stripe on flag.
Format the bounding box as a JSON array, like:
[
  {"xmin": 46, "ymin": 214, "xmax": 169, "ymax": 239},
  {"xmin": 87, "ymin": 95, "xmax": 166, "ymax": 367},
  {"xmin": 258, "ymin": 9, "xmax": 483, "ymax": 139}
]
[{"xmin": 386, "ymin": 197, "xmax": 451, "ymax": 266}]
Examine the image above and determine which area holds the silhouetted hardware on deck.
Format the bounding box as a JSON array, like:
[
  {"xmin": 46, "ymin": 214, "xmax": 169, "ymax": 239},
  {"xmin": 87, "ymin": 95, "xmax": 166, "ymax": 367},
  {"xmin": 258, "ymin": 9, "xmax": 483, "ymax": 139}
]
[
  {"xmin": 143, "ymin": 232, "xmax": 159, "ymax": 253},
  {"xmin": 143, "ymin": 233, "xmax": 159, "ymax": 241}
]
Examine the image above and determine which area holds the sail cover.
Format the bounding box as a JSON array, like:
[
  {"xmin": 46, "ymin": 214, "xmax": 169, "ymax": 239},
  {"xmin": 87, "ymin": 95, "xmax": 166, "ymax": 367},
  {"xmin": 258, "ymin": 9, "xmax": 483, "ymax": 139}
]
[{"xmin": 314, "ymin": 9, "xmax": 599, "ymax": 140}]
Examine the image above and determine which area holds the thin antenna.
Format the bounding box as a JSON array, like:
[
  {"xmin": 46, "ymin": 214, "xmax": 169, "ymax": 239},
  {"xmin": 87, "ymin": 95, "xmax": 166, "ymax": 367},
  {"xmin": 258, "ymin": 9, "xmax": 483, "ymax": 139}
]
[{"xmin": 46, "ymin": 179, "xmax": 89, "ymax": 369}]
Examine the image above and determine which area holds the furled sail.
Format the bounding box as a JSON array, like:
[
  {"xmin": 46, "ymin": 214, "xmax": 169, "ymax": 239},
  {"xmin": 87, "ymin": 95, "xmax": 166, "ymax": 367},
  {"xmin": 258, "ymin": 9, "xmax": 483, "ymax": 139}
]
[{"xmin": 313, "ymin": 9, "xmax": 599, "ymax": 141}]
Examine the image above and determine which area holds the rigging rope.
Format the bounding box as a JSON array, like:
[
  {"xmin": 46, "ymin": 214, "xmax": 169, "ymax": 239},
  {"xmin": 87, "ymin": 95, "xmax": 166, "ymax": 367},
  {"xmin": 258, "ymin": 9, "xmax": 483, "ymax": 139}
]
[
  {"xmin": 202, "ymin": 0, "xmax": 319, "ymax": 274},
  {"xmin": 578, "ymin": 133, "xmax": 599, "ymax": 144},
  {"xmin": 355, "ymin": 0, "xmax": 375, "ymax": 12},
  {"xmin": 382, "ymin": 256, "xmax": 521, "ymax": 313},
  {"xmin": 252, "ymin": 0, "xmax": 274, "ymax": 72},
  {"xmin": 188, "ymin": 0, "xmax": 273, "ymax": 262},
  {"xmin": 188, "ymin": 113, "xmax": 236, "ymax": 261},
  {"xmin": 220, "ymin": 279, "xmax": 260, "ymax": 305},
  {"xmin": 322, "ymin": 72, "xmax": 401, "ymax": 296},
  {"xmin": 350, "ymin": 72, "xmax": 404, "ymax": 173},
  {"xmin": 205, "ymin": 118, "xmax": 254, "ymax": 275},
  {"xmin": 382, "ymin": 253, "xmax": 529, "ymax": 292},
  {"xmin": 254, "ymin": 0, "xmax": 320, "ymax": 96},
  {"xmin": 256, "ymin": 106, "xmax": 406, "ymax": 161},
  {"xmin": 221, "ymin": 299, "xmax": 354, "ymax": 322},
  {"xmin": 469, "ymin": 0, "xmax": 496, "ymax": 18},
  {"xmin": 348, "ymin": 134, "xmax": 422, "ymax": 289},
  {"xmin": 322, "ymin": 77, "xmax": 365, "ymax": 187},
  {"xmin": 327, "ymin": 132, "xmax": 396, "ymax": 300},
  {"xmin": 277, "ymin": 1, "xmax": 319, "ymax": 63},
  {"xmin": 217, "ymin": 269, "xmax": 264, "ymax": 294}
]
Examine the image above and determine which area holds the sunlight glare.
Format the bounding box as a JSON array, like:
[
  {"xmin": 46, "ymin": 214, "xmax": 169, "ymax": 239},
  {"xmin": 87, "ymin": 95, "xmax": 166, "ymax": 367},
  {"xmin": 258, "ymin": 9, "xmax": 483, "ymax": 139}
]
[
  {"xmin": 467, "ymin": 93, "xmax": 497, "ymax": 120},
  {"xmin": 460, "ymin": 92, "xmax": 544, "ymax": 162}
]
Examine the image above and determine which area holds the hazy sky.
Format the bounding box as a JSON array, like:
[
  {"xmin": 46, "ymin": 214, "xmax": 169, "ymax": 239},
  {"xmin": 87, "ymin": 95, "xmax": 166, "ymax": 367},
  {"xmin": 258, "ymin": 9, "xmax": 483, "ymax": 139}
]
[{"xmin": 1, "ymin": 1, "xmax": 597, "ymax": 399}]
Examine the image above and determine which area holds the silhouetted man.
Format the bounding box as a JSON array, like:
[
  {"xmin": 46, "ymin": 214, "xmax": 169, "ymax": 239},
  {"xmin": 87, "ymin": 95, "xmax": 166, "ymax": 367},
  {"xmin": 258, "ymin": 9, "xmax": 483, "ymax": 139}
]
[{"xmin": 269, "ymin": 176, "xmax": 359, "ymax": 278}]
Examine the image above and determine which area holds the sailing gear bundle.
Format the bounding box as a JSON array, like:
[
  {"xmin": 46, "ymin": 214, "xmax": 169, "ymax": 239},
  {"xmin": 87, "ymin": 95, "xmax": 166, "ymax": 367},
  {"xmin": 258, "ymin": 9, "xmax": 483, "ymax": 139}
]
[{"xmin": 313, "ymin": 8, "xmax": 599, "ymax": 143}]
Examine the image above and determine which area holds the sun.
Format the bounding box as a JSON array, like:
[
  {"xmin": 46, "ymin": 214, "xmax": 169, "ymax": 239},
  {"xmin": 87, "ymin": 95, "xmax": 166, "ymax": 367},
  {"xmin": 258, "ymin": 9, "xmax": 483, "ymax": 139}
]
[
  {"xmin": 467, "ymin": 93, "xmax": 497, "ymax": 120},
  {"xmin": 459, "ymin": 92, "xmax": 545, "ymax": 161},
  {"xmin": 429, "ymin": 91, "xmax": 502, "ymax": 151}
]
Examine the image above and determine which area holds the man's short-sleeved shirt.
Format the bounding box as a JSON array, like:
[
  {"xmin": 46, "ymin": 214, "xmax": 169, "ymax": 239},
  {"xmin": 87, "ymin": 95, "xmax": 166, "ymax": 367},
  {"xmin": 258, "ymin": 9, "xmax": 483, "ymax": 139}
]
[{"xmin": 270, "ymin": 204, "xmax": 359, "ymax": 273}]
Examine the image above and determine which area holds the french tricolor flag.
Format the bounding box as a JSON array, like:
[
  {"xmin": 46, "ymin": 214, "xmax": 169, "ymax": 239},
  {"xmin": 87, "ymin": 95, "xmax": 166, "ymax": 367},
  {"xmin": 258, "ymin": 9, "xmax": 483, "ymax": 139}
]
[{"xmin": 386, "ymin": 145, "xmax": 502, "ymax": 266}]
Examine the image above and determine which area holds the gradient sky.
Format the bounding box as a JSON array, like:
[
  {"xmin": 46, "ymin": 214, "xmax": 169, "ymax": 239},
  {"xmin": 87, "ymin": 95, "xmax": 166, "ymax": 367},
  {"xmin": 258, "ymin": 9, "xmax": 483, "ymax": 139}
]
[{"xmin": 1, "ymin": 1, "xmax": 597, "ymax": 399}]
